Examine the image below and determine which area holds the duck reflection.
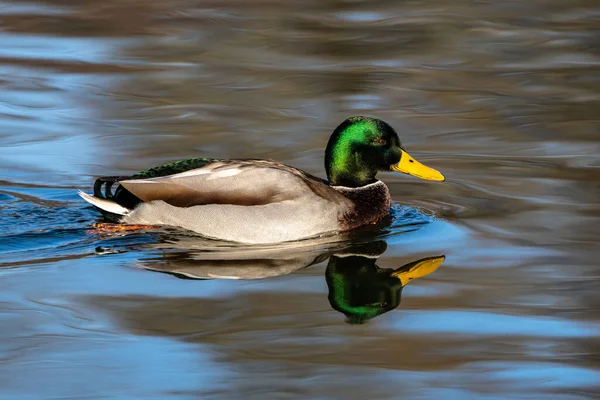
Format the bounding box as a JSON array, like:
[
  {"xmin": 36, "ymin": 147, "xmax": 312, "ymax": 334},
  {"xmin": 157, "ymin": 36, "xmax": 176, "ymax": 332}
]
[
  {"xmin": 138, "ymin": 233, "xmax": 347, "ymax": 280},
  {"xmin": 137, "ymin": 235, "xmax": 444, "ymax": 323},
  {"xmin": 325, "ymin": 241, "xmax": 444, "ymax": 324}
]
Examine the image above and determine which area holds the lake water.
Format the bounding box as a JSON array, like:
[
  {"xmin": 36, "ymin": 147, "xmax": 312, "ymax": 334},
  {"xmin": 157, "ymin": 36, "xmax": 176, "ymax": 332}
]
[{"xmin": 1, "ymin": 1, "xmax": 599, "ymax": 399}]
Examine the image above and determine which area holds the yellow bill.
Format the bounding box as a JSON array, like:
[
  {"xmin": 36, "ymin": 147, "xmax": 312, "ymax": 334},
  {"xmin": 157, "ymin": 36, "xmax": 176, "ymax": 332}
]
[
  {"xmin": 391, "ymin": 150, "xmax": 445, "ymax": 181},
  {"xmin": 391, "ymin": 256, "xmax": 445, "ymax": 286}
]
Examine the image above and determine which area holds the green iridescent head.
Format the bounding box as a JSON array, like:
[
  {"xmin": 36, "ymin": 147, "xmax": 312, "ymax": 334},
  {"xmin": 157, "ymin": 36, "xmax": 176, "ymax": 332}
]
[{"xmin": 324, "ymin": 116, "xmax": 445, "ymax": 187}]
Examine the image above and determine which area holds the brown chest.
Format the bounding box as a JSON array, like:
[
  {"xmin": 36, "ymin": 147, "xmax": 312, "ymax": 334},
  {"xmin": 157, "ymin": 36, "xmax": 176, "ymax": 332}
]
[{"xmin": 335, "ymin": 181, "xmax": 391, "ymax": 230}]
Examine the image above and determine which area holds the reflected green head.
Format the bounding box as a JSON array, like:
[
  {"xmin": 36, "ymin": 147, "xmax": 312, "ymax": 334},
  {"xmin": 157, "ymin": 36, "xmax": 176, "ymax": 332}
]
[
  {"xmin": 325, "ymin": 116, "xmax": 403, "ymax": 187},
  {"xmin": 326, "ymin": 254, "xmax": 403, "ymax": 325}
]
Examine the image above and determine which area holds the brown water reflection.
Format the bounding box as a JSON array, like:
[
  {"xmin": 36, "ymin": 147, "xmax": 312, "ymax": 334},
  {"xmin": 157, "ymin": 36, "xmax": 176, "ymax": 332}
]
[{"xmin": 0, "ymin": 0, "xmax": 599, "ymax": 398}]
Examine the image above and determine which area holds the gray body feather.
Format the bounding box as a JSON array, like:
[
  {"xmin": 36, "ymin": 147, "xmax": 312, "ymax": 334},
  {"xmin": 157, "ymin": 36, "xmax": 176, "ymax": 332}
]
[{"xmin": 86, "ymin": 160, "xmax": 391, "ymax": 244}]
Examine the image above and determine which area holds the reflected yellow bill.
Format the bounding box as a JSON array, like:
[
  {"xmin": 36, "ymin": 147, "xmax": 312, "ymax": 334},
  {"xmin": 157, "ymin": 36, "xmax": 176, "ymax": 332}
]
[{"xmin": 392, "ymin": 256, "xmax": 445, "ymax": 286}]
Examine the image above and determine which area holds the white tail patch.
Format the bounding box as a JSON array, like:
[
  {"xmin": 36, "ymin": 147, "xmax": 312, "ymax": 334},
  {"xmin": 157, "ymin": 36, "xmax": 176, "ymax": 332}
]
[{"xmin": 78, "ymin": 190, "xmax": 129, "ymax": 216}]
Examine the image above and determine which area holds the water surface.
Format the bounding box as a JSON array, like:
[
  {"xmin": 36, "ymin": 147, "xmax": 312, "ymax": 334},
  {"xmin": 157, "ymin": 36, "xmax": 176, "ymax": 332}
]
[{"xmin": 1, "ymin": 0, "xmax": 599, "ymax": 399}]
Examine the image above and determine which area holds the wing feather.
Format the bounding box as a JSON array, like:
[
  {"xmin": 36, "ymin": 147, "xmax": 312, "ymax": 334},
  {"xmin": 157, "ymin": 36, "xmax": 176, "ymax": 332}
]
[{"xmin": 119, "ymin": 160, "xmax": 349, "ymax": 208}]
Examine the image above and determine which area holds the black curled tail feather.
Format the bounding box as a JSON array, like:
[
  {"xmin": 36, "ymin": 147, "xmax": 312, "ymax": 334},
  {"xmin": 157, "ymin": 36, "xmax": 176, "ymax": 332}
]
[
  {"xmin": 93, "ymin": 176, "xmax": 130, "ymax": 200},
  {"xmin": 91, "ymin": 157, "xmax": 218, "ymax": 213},
  {"xmin": 93, "ymin": 176, "xmax": 143, "ymax": 213}
]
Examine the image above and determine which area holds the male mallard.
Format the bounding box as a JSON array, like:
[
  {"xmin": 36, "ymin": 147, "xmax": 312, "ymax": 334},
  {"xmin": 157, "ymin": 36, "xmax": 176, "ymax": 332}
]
[{"xmin": 79, "ymin": 116, "xmax": 445, "ymax": 243}]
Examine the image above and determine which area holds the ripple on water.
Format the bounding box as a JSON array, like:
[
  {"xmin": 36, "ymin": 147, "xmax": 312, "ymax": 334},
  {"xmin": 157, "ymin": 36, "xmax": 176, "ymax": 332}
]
[{"xmin": 1, "ymin": 0, "xmax": 599, "ymax": 398}]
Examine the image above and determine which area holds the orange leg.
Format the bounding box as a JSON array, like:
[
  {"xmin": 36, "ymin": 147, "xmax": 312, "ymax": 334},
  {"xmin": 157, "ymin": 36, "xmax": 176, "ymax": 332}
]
[{"xmin": 91, "ymin": 222, "xmax": 159, "ymax": 233}]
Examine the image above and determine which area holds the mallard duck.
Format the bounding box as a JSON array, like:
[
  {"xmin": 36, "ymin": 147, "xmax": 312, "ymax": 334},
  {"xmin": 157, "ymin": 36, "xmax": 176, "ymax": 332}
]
[{"xmin": 79, "ymin": 116, "xmax": 445, "ymax": 243}]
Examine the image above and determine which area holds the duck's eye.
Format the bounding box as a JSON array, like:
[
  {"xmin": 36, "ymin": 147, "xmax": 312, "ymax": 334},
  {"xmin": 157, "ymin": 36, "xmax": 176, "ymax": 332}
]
[{"xmin": 375, "ymin": 138, "xmax": 387, "ymax": 146}]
